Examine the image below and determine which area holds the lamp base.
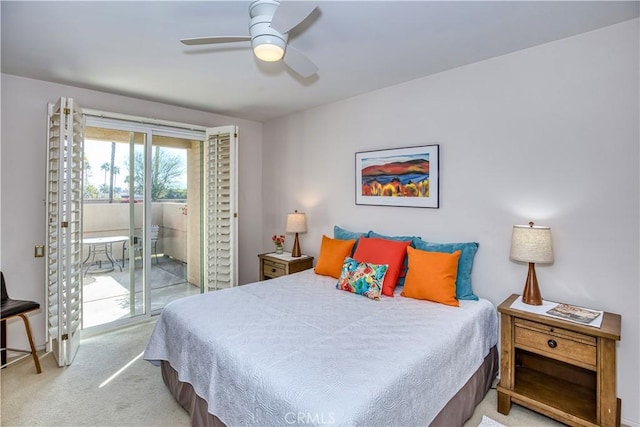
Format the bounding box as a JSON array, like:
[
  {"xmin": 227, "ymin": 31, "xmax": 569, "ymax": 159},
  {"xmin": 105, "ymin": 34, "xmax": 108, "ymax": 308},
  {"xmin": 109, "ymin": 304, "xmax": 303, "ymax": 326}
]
[
  {"xmin": 522, "ymin": 262, "xmax": 542, "ymax": 305},
  {"xmin": 291, "ymin": 233, "xmax": 301, "ymax": 257}
]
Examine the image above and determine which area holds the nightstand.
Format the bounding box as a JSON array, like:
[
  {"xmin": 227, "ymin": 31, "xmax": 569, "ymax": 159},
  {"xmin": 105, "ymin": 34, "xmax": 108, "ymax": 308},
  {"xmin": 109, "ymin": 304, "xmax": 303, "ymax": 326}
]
[
  {"xmin": 497, "ymin": 294, "xmax": 622, "ymax": 427},
  {"xmin": 258, "ymin": 252, "xmax": 314, "ymax": 281}
]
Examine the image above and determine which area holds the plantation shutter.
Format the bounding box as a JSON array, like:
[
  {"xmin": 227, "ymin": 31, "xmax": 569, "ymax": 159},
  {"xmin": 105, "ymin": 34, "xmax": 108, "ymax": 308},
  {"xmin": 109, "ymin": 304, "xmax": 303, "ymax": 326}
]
[
  {"xmin": 45, "ymin": 97, "xmax": 84, "ymax": 367},
  {"xmin": 203, "ymin": 126, "xmax": 238, "ymax": 291}
]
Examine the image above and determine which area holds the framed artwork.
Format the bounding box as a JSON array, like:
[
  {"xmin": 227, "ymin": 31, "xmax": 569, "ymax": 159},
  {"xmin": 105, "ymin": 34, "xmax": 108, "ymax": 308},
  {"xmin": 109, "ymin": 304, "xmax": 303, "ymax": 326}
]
[{"xmin": 355, "ymin": 144, "xmax": 439, "ymax": 208}]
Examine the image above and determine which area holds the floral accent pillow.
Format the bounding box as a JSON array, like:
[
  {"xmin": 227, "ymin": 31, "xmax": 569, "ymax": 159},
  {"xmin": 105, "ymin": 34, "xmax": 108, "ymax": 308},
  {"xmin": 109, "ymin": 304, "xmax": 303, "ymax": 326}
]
[{"xmin": 336, "ymin": 257, "xmax": 388, "ymax": 301}]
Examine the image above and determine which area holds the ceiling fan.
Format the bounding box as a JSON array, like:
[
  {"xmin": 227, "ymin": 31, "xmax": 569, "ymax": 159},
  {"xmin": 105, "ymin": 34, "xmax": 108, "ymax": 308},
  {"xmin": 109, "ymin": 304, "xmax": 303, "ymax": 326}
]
[{"xmin": 181, "ymin": 0, "xmax": 319, "ymax": 78}]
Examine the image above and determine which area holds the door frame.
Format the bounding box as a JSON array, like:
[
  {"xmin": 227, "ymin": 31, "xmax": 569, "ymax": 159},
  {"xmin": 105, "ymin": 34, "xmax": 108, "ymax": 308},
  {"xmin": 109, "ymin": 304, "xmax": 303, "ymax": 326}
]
[{"xmin": 81, "ymin": 112, "xmax": 209, "ymax": 336}]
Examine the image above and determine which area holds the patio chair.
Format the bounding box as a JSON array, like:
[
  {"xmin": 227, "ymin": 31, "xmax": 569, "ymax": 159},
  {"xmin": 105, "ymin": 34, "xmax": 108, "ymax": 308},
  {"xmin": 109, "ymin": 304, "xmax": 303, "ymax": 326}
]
[
  {"xmin": 149, "ymin": 225, "xmax": 161, "ymax": 263},
  {"xmin": 0, "ymin": 271, "xmax": 42, "ymax": 373},
  {"xmin": 124, "ymin": 225, "xmax": 160, "ymax": 264}
]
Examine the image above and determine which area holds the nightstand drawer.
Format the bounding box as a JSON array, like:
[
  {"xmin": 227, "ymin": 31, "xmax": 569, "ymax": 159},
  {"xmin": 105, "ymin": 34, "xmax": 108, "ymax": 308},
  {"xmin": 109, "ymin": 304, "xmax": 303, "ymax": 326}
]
[
  {"xmin": 263, "ymin": 259, "xmax": 286, "ymax": 278},
  {"xmin": 514, "ymin": 318, "xmax": 596, "ymax": 369},
  {"xmin": 259, "ymin": 252, "xmax": 314, "ymax": 281}
]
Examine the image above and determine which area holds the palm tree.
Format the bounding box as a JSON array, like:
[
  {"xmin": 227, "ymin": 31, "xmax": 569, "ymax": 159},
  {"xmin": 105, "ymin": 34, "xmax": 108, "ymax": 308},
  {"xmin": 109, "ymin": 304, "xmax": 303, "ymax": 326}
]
[
  {"xmin": 112, "ymin": 166, "xmax": 120, "ymax": 188},
  {"xmin": 100, "ymin": 162, "xmax": 110, "ymax": 186},
  {"xmin": 83, "ymin": 156, "xmax": 92, "ymax": 179},
  {"xmin": 108, "ymin": 142, "xmax": 117, "ymax": 203}
]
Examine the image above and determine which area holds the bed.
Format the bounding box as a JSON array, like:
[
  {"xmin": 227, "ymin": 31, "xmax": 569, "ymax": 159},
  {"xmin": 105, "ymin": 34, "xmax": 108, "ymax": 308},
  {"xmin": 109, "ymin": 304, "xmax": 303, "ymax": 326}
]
[{"xmin": 144, "ymin": 268, "xmax": 498, "ymax": 426}]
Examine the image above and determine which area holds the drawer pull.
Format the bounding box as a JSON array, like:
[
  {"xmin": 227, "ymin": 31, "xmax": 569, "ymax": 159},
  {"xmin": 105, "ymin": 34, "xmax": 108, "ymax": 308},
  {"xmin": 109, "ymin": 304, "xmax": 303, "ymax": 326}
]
[
  {"xmin": 547, "ymin": 339, "xmax": 557, "ymax": 349},
  {"xmin": 271, "ymin": 268, "xmax": 276, "ymax": 273}
]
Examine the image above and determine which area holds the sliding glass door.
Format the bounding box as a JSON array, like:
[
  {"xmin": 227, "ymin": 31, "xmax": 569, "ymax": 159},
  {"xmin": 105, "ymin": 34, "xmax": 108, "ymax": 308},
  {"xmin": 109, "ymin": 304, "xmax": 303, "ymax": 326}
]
[
  {"xmin": 146, "ymin": 133, "xmax": 201, "ymax": 312},
  {"xmin": 81, "ymin": 128, "xmax": 148, "ymax": 329},
  {"xmin": 74, "ymin": 112, "xmax": 237, "ymax": 332}
]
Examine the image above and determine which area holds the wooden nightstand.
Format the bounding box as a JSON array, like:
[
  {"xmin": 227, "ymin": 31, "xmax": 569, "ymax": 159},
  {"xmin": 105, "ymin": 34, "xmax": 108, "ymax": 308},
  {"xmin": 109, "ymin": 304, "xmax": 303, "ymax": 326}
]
[
  {"xmin": 497, "ymin": 294, "xmax": 622, "ymax": 427},
  {"xmin": 258, "ymin": 252, "xmax": 314, "ymax": 281}
]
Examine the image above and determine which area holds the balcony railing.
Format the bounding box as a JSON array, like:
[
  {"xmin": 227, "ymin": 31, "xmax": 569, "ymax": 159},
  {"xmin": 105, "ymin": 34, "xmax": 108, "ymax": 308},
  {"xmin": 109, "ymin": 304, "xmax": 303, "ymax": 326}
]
[{"xmin": 83, "ymin": 202, "xmax": 188, "ymax": 264}]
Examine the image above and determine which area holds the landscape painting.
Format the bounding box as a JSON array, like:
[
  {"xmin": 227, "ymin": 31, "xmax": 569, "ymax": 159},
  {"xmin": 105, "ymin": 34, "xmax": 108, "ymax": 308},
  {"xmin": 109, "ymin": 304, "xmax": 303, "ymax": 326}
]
[{"xmin": 355, "ymin": 145, "xmax": 439, "ymax": 208}]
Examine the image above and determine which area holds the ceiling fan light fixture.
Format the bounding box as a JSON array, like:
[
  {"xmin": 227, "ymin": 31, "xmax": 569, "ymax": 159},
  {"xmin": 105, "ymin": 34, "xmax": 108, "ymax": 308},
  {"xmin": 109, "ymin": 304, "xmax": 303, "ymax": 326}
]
[
  {"xmin": 252, "ymin": 31, "xmax": 286, "ymax": 62},
  {"xmin": 254, "ymin": 42, "xmax": 285, "ymax": 62},
  {"xmin": 181, "ymin": 0, "xmax": 318, "ymax": 76}
]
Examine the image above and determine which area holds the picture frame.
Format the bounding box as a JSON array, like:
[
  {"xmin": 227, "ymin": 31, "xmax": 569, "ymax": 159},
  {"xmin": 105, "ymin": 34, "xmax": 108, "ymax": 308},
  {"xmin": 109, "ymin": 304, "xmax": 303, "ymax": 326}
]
[{"xmin": 355, "ymin": 144, "xmax": 439, "ymax": 208}]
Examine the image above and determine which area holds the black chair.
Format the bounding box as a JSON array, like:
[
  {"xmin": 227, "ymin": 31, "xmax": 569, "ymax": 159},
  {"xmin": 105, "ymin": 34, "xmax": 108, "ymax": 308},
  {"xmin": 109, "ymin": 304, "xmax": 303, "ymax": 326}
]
[{"xmin": 1, "ymin": 271, "xmax": 42, "ymax": 373}]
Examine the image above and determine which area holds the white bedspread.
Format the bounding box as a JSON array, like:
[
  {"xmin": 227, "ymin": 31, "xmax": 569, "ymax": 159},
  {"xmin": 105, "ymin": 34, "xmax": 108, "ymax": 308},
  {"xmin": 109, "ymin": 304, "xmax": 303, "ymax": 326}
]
[{"xmin": 144, "ymin": 269, "xmax": 498, "ymax": 426}]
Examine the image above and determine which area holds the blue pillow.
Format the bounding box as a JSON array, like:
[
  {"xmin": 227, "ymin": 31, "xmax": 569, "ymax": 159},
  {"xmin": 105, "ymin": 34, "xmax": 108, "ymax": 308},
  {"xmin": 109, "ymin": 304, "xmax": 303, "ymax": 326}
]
[
  {"xmin": 411, "ymin": 239, "xmax": 479, "ymax": 301},
  {"xmin": 368, "ymin": 231, "xmax": 421, "ymax": 243},
  {"xmin": 333, "ymin": 226, "xmax": 369, "ymax": 255},
  {"xmin": 368, "ymin": 231, "xmax": 422, "ymax": 287}
]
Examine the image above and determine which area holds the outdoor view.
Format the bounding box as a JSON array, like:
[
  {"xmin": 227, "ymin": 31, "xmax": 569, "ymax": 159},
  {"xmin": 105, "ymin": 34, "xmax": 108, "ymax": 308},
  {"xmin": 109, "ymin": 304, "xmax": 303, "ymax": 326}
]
[
  {"xmin": 82, "ymin": 134, "xmax": 200, "ymax": 330},
  {"xmin": 83, "ymin": 140, "xmax": 187, "ymax": 203}
]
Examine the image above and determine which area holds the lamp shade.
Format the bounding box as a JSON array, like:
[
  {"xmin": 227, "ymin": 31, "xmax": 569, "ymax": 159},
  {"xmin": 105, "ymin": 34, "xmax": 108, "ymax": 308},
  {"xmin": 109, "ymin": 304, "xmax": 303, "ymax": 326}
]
[
  {"xmin": 510, "ymin": 223, "xmax": 554, "ymax": 264},
  {"xmin": 286, "ymin": 211, "xmax": 307, "ymax": 234}
]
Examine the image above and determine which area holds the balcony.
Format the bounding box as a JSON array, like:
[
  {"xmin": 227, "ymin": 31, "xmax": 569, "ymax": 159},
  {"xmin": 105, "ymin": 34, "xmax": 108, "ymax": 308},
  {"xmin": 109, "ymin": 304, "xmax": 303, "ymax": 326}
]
[{"xmin": 82, "ymin": 201, "xmax": 200, "ymax": 329}]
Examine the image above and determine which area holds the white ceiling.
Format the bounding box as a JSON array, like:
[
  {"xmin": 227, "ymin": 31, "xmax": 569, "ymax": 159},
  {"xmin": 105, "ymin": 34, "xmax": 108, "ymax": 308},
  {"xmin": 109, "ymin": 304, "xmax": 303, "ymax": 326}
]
[{"xmin": 2, "ymin": 1, "xmax": 638, "ymax": 122}]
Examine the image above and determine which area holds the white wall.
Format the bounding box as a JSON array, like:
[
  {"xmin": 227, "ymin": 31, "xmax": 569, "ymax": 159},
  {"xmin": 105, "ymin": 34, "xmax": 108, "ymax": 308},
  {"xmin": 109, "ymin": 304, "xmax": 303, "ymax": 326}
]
[
  {"xmin": 262, "ymin": 20, "xmax": 639, "ymax": 425},
  {"xmin": 0, "ymin": 74, "xmax": 263, "ymax": 351}
]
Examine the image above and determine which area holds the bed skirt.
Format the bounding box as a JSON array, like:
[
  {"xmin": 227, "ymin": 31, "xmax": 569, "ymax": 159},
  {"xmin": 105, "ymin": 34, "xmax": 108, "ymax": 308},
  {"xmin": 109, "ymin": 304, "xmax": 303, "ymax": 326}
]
[{"xmin": 160, "ymin": 345, "xmax": 498, "ymax": 427}]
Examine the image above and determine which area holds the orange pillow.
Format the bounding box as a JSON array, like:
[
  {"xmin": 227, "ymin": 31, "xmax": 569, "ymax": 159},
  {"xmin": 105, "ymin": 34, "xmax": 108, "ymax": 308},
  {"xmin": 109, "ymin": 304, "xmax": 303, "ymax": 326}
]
[
  {"xmin": 314, "ymin": 235, "xmax": 356, "ymax": 278},
  {"xmin": 401, "ymin": 247, "xmax": 461, "ymax": 307},
  {"xmin": 353, "ymin": 237, "xmax": 411, "ymax": 297}
]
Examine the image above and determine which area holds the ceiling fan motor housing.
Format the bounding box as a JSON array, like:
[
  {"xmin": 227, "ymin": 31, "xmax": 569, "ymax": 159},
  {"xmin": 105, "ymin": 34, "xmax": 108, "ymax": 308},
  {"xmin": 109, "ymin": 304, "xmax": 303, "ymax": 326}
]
[
  {"xmin": 249, "ymin": 0, "xmax": 280, "ymax": 18},
  {"xmin": 249, "ymin": 0, "xmax": 287, "ymax": 62}
]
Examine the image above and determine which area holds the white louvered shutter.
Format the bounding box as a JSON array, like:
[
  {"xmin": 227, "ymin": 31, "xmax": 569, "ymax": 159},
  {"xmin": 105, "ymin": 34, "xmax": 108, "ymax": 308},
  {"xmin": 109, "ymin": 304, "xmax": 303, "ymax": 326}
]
[
  {"xmin": 203, "ymin": 126, "xmax": 238, "ymax": 291},
  {"xmin": 45, "ymin": 98, "xmax": 84, "ymax": 366}
]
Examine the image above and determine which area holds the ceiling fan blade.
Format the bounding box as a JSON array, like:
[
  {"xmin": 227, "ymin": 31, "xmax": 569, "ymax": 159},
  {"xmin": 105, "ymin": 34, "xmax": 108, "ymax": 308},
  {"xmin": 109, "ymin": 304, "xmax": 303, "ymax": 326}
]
[
  {"xmin": 283, "ymin": 45, "xmax": 318, "ymax": 78},
  {"xmin": 180, "ymin": 36, "xmax": 251, "ymax": 46},
  {"xmin": 270, "ymin": 2, "xmax": 318, "ymax": 35}
]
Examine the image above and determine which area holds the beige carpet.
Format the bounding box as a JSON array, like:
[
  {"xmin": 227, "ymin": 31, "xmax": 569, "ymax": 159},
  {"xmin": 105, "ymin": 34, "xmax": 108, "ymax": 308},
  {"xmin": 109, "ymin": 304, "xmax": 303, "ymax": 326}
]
[
  {"xmin": 1, "ymin": 320, "xmax": 563, "ymax": 427},
  {"xmin": 1, "ymin": 321, "xmax": 188, "ymax": 427}
]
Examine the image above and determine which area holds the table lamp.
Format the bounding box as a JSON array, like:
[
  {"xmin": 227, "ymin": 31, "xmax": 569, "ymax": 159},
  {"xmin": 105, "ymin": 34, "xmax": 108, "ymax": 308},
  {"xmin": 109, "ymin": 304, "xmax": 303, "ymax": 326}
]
[
  {"xmin": 509, "ymin": 221, "xmax": 554, "ymax": 305},
  {"xmin": 286, "ymin": 210, "xmax": 307, "ymax": 257}
]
